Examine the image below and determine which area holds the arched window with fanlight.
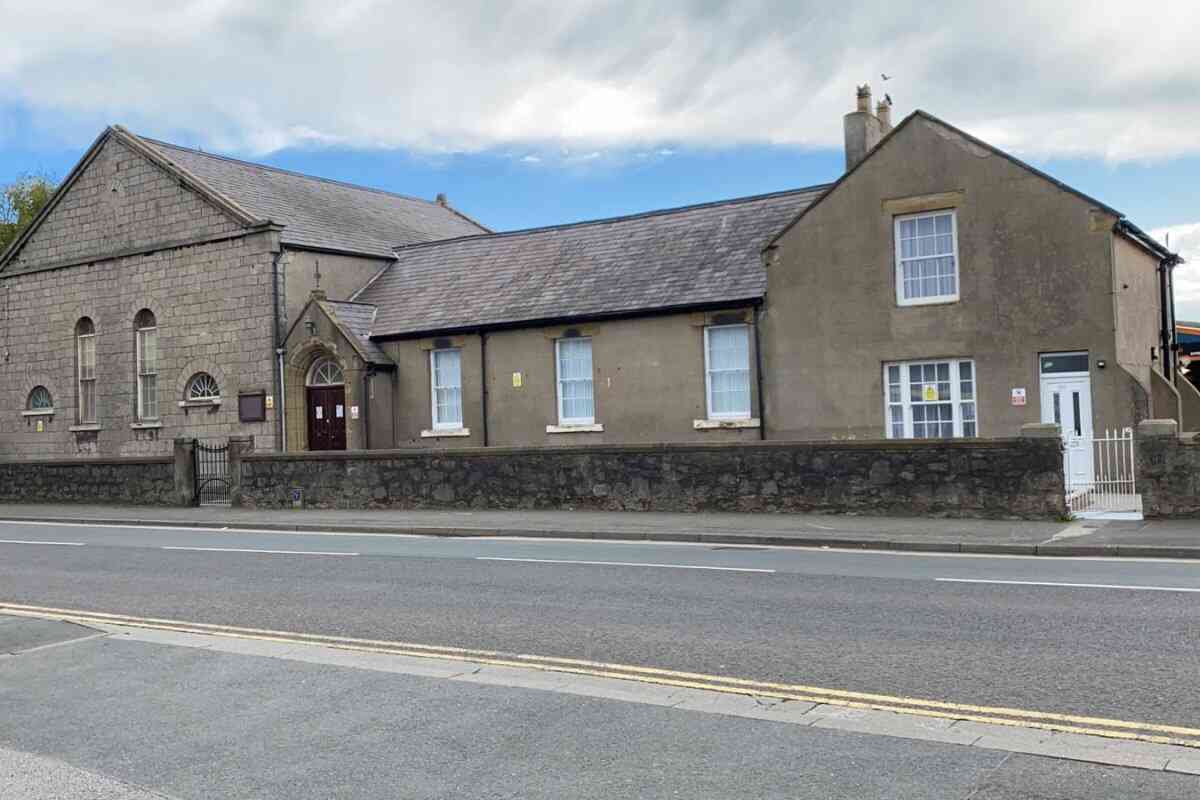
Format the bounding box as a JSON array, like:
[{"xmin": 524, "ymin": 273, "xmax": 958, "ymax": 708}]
[
  {"xmin": 76, "ymin": 317, "xmax": 97, "ymax": 424},
  {"xmin": 134, "ymin": 309, "xmax": 158, "ymax": 421},
  {"xmin": 186, "ymin": 372, "xmax": 220, "ymax": 402},
  {"xmin": 26, "ymin": 386, "xmax": 53, "ymax": 414},
  {"xmin": 307, "ymin": 358, "xmax": 344, "ymax": 387}
]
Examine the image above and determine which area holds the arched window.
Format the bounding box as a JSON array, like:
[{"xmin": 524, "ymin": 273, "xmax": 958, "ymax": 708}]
[
  {"xmin": 76, "ymin": 317, "xmax": 97, "ymax": 424},
  {"xmin": 186, "ymin": 372, "xmax": 220, "ymax": 401},
  {"xmin": 27, "ymin": 386, "xmax": 53, "ymax": 412},
  {"xmin": 134, "ymin": 309, "xmax": 158, "ymax": 420},
  {"xmin": 308, "ymin": 358, "xmax": 344, "ymax": 386}
]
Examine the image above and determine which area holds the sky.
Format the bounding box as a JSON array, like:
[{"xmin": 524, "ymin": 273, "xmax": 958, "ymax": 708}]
[{"xmin": 0, "ymin": 1, "xmax": 1197, "ymax": 317}]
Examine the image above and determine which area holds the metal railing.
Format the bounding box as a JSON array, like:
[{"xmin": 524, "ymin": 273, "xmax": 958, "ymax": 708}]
[
  {"xmin": 194, "ymin": 439, "xmax": 230, "ymax": 506},
  {"xmin": 1064, "ymin": 427, "xmax": 1140, "ymax": 515}
]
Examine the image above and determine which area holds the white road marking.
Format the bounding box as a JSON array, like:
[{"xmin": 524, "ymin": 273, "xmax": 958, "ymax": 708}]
[
  {"xmin": 937, "ymin": 578, "xmax": 1200, "ymax": 593},
  {"xmin": 0, "ymin": 539, "xmax": 85, "ymax": 546},
  {"xmin": 0, "ymin": 519, "xmax": 429, "ymax": 539},
  {"xmin": 476, "ymin": 556, "xmax": 774, "ymax": 573},
  {"xmin": 161, "ymin": 546, "xmax": 358, "ymax": 556}
]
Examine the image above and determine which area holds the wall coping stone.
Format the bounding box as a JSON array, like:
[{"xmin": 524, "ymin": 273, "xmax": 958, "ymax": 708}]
[
  {"xmin": 0, "ymin": 456, "xmax": 173, "ymax": 467},
  {"xmin": 1019, "ymin": 423, "xmax": 1061, "ymax": 439},
  {"xmin": 1136, "ymin": 419, "xmax": 1179, "ymax": 438},
  {"xmin": 246, "ymin": 437, "xmax": 1049, "ymax": 464}
]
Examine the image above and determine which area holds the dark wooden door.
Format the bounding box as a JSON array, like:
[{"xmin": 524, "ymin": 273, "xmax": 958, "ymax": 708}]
[{"xmin": 307, "ymin": 386, "xmax": 347, "ymax": 451}]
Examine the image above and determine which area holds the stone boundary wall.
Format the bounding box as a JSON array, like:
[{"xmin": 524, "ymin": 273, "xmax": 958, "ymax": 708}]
[
  {"xmin": 1136, "ymin": 419, "xmax": 1200, "ymax": 517},
  {"xmin": 239, "ymin": 435, "xmax": 1067, "ymax": 519},
  {"xmin": 0, "ymin": 455, "xmax": 175, "ymax": 505}
]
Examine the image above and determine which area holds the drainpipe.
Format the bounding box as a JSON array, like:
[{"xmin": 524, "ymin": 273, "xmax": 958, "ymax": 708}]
[
  {"xmin": 480, "ymin": 330, "xmax": 490, "ymax": 447},
  {"xmin": 753, "ymin": 305, "xmax": 766, "ymax": 440},
  {"xmin": 1159, "ymin": 257, "xmax": 1179, "ymax": 384},
  {"xmin": 362, "ymin": 368, "xmax": 372, "ymax": 449},
  {"xmin": 271, "ymin": 246, "xmax": 286, "ymax": 450}
]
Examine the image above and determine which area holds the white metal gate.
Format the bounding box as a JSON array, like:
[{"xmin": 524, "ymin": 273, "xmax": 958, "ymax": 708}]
[{"xmin": 1063, "ymin": 427, "xmax": 1140, "ymax": 516}]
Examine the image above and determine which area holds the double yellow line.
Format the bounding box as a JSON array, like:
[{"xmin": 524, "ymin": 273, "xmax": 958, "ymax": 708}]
[{"xmin": 4, "ymin": 601, "xmax": 1199, "ymax": 749}]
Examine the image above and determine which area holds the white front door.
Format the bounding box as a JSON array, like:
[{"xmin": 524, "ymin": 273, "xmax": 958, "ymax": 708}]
[{"xmin": 1040, "ymin": 375, "xmax": 1093, "ymax": 488}]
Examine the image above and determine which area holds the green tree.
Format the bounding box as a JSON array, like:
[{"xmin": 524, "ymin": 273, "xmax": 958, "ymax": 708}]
[{"xmin": 0, "ymin": 174, "xmax": 56, "ymax": 255}]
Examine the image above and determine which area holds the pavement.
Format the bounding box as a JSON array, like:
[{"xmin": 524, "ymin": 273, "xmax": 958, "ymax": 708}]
[
  {"xmin": 1, "ymin": 502, "xmax": 1198, "ymax": 557},
  {"xmin": 1, "ymin": 615, "xmax": 1197, "ymax": 799}
]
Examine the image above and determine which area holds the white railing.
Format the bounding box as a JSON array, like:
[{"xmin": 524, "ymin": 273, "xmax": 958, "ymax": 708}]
[{"xmin": 1064, "ymin": 427, "xmax": 1140, "ymax": 515}]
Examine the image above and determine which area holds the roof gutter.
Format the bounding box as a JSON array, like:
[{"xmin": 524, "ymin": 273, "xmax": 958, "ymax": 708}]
[{"xmin": 367, "ymin": 298, "xmax": 766, "ymax": 344}]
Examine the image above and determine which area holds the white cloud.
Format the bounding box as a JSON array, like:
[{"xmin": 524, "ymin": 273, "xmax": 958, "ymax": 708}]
[
  {"xmin": 1153, "ymin": 222, "xmax": 1200, "ymax": 322},
  {"xmin": 0, "ymin": 1, "xmax": 1197, "ymax": 161}
]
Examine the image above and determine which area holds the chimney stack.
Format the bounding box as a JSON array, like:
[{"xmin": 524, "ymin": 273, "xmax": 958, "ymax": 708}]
[
  {"xmin": 843, "ymin": 84, "xmax": 883, "ymax": 171},
  {"xmin": 435, "ymin": 193, "xmax": 448, "ymax": 207}
]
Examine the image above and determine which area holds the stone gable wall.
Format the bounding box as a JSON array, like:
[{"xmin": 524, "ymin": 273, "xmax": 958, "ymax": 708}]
[
  {"xmin": 6, "ymin": 135, "xmax": 243, "ymax": 273},
  {"xmin": 239, "ymin": 437, "xmax": 1067, "ymax": 519}
]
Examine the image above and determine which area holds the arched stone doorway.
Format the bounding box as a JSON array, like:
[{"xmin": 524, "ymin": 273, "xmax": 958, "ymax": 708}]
[{"xmin": 306, "ymin": 357, "xmax": 347, "ymax": 451}]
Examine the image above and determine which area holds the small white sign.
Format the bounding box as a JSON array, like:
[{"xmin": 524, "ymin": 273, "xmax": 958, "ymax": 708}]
[
  {"xmin": 350, "ymin": 405, "xmax": 359, "ymax": 420},
  {"xmin": 336, "ymin": 404, "xmax": 344, "ymax": 418},
  {"xmin": 512, "ymin": 372, "xmax": 523, "ymax": 388},
  {"xmin": 315, "ymin": 407, "xmax": 323, "ymax": 420},
  {"xmin": 1012, "ymin": 388, "xmax": 1027, "ymax": 406}
]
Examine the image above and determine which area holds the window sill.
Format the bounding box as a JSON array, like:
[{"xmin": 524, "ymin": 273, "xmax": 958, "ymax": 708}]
[
  {"xmin": 694, "ymin": 417, "xmax": 760, "ymax": 430},
  {"xmin": 546, "ymin": 423, "xmax": 604, "ymax": 434},
  {"xmin": 130, "ymin": 421, "xmax": 163, "ymax": 430},
  {"xmin": 69, "ymin": 424, "xmax": 101, "ymax": 432},
  {"xmin": 421, "ymin": 427, "xmax": 471, "ymax": 438},
  {"xmin": 22, "ymin": 409, "xmax": 55, "ymax": 417},
  {"xmin": 896, "ymin": 296, "xmax": 960, "ymax": 308},
  {"xmin": 178, "ymin": 398, "xmax": 222, "ymax": 408}
]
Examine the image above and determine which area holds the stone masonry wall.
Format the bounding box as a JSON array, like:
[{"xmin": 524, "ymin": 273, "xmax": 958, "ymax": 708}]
[
  {"xmin": 0, "ymin": 456, "xmax": 174, "ymax": 505},
  {"xmin": 0, "ymin": 230, "xmax": 280, "ymax": 457},
  {"xmin": 0, "ymin": 133, "xmax": 281, "ymax": 458},
  {"xmin": 240, "ymin": 437, "xmax": 1067, "ymax": 519},
  {"xmin": 5, "ymin": 135, "xmax": 243, "ymax": 274},
  {"xmin": 1136, "ymin": 420, "xmax": 1200, "ymax": 517}
]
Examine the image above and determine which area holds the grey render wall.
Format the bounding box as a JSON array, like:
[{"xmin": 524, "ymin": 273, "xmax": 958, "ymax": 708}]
[
  {"xmin": 0, "ymin": 134, "xmax": 281, "ymax": 457},
  {"xmin": 377, "ymin": 308, "xmax": 764, "ymax": 450},
  {"xmin": 0, "ymin": 456, "xmax": 174, "ymax": 505},
  {"xmin": 1136, "ymin": 420, "xmax": 1200, "ymax": 517},
  {"xmin": 240, "ymin": 436, "xmax": 1067, "ymax": 519},
  {"xmin": 762, "ymin": 115, "xmax": 1163, "ymax": 441}
]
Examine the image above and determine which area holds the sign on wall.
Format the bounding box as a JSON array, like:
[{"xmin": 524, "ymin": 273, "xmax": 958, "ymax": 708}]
[{"xmin": 1011, "ymin": 388, "xmax": 1027, "ymax": 406}]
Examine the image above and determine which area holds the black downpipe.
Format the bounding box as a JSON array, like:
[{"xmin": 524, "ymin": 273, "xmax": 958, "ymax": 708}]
[
  {"xmin": 480, "ymin": 331, "xmax": 490, "ymax": 447},
  {"xmin": 752, "ymin": 305, "xmax": 766, "ymax": 440},
  {"xmin": 362, "ymin": 369, "xmax": 372, "ymax": 449},
  {"xmin": 1159, "ymin": 259, "xmax": 1175, "ymax": 384},
  {"xmin": 270, "ymin": 246, "xmax": 285, "ymax": 449}
]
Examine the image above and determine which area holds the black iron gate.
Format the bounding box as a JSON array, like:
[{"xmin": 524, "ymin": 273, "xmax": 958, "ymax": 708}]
[{"xmin": 194, "ymin": 439, "xmax": 230, "ymax": 506}]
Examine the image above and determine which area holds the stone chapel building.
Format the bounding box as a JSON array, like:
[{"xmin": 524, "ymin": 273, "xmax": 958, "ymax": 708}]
[{"xmin": 0, "ymin": 89, "xmax": 1190, "ymax": 461}]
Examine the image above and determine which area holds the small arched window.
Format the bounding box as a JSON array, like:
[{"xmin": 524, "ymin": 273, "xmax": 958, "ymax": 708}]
[
  {"xmin": 187, "ymin": 372, "xmax": 220, "ymax": 401},
  {"xmin": 27, "ymin": 386, "xmax": 53, "ymax": 412},
  {"xmin": 308, "ymin": 359, "xmax": 344, "ymax": 386},
  {"xmin": 76, "ymin": 317, "xmax": 97, "ymax": 424},
  {"xmin": 134, "ymin": 309, "xmax": 158, "ymax": 420}
]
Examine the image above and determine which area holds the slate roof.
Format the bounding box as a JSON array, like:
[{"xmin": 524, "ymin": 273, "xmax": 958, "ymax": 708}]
[
  {"xmin": 140, "ymin": 138, "xmax": 488, "ymax": 257},
  {"xmin": 320, "ymin": 300, "xmax": 392, "ymax": 365},
  {"xmin": 358, "ymin": 186, "xmax": 830, "ymax": 338}
]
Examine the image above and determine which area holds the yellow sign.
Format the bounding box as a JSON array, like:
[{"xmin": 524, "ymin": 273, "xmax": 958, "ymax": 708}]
[
  {"xmin": 512, "ymin": 372, "xmax": 523, "ymax": 388},
  {"xmin": 265, "ymin": 395, "xmax": 275, "ymax": 410},
  {"xmin": 923, "ymin": 385, "xmax": 939, "ymax": 402},
  {"xmin": 36, "ymin": 420, "xmax": 44, "ymax": 433}
]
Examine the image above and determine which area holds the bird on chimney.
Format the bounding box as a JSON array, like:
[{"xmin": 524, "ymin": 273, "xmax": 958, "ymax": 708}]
[
  {"xmin": 884, "ymin": 93, "xmax": 893, "ymax": 106},
  {"xmin": 881, "ymin": 73, "xmax": 893, "ymax": 81}
]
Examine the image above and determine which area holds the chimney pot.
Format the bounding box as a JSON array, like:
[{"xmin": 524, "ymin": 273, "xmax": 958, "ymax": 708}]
[
  {"xmin": 435, "ymin": 192, "xmax": 448, "ymax": 206},
  {"xmin": 856, "ymin": 83, "xmax": 872, "ymax": 112},
  {"xmin": 876, "ymin": 99, "xmax": 892, "ymax": 132}
]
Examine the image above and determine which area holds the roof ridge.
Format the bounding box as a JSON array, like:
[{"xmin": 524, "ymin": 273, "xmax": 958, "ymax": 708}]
[
  {"xmin": 390, "ymin": 183, "xmax": 833, "ymax": 253},
  {"xmin": 139, "ymin": 135, "xmax": 444, "ymax": 208},
  {"xmin": 323, "ymin": 299, "xmax": 378, "ymax": 307}
]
